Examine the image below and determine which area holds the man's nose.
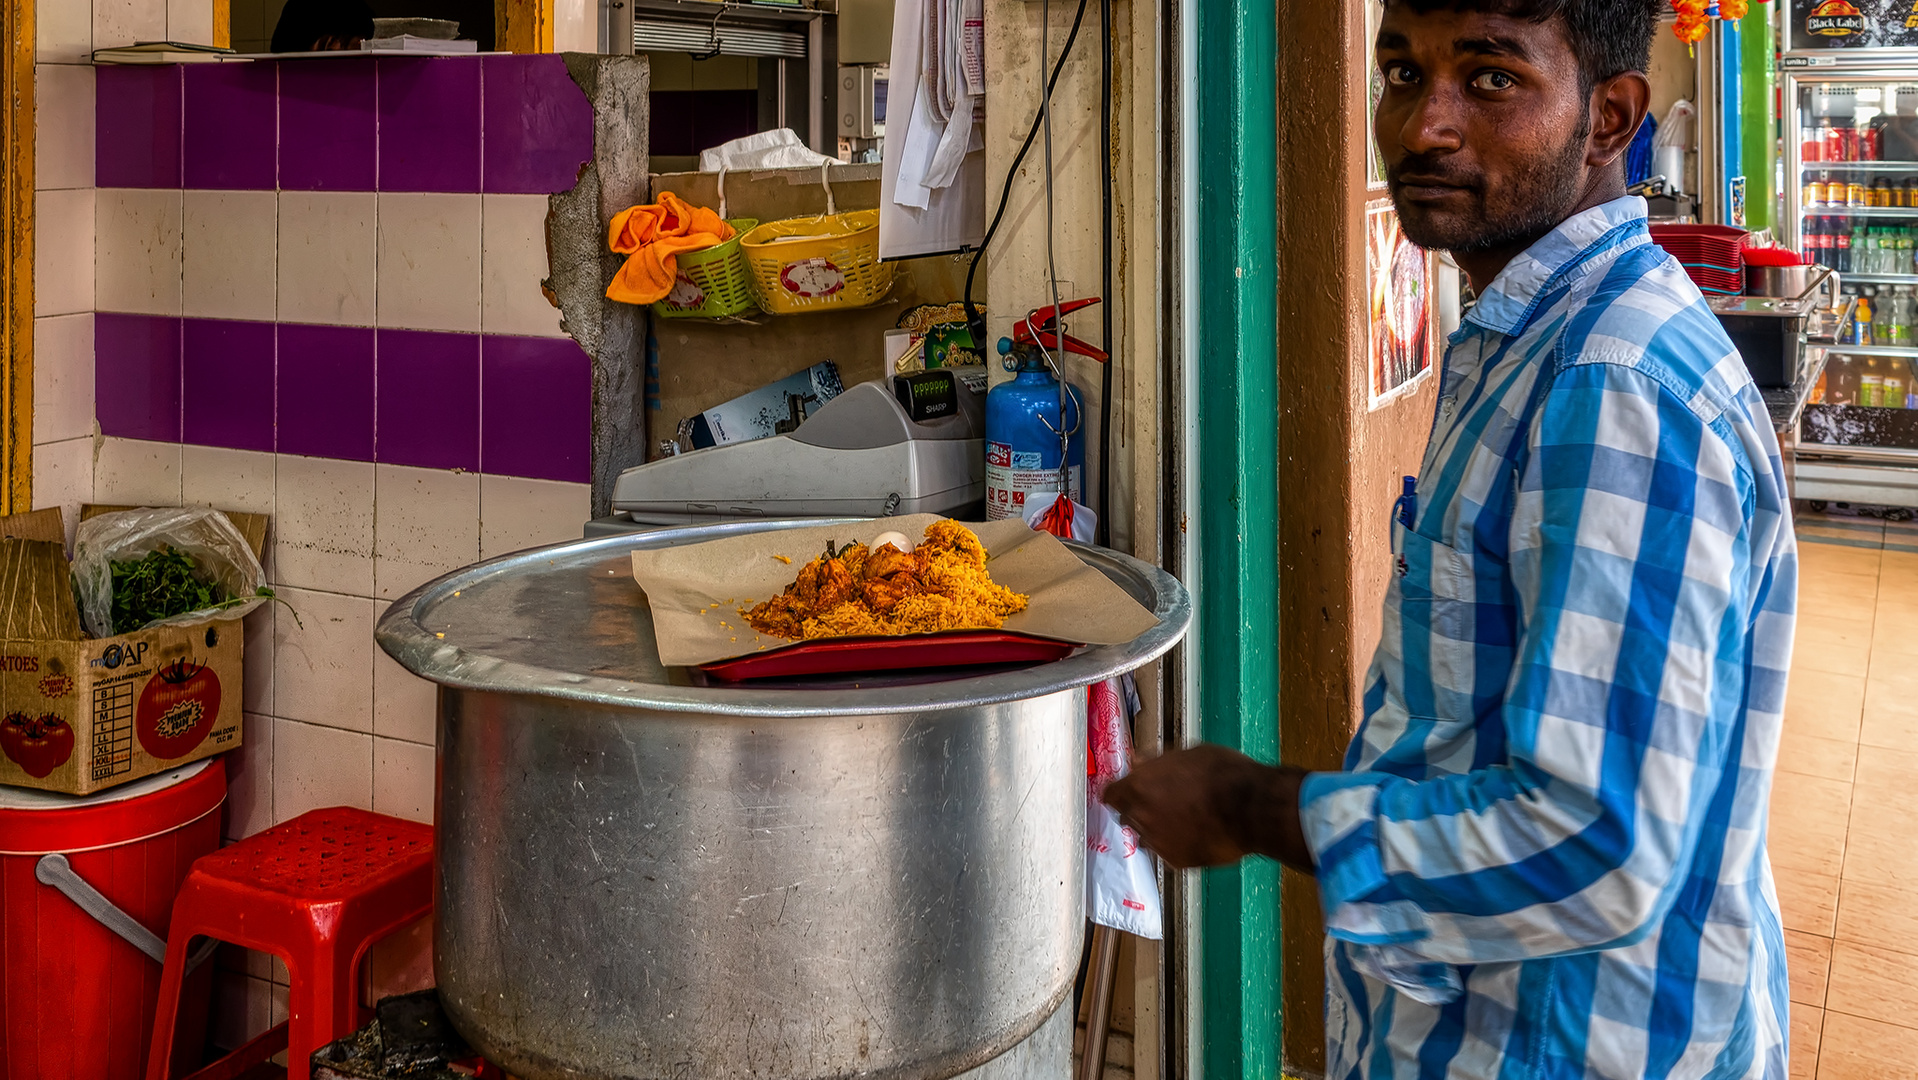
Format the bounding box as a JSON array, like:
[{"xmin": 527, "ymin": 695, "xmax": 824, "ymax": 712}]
[{"xmin": 1400, "ymin": 85, "xmax": 1465, "ymax": 156}]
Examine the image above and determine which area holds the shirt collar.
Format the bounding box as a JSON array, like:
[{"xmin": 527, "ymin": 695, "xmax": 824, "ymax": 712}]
[{"xmin": 1463, "ymin": 195, "xmax": 1651, "ymax": 337}]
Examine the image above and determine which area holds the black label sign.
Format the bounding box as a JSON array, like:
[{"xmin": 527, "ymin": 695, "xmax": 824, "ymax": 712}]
[{"xmin": 1791, "ymin": 0, "xmax": 1918, "ymax": 48}]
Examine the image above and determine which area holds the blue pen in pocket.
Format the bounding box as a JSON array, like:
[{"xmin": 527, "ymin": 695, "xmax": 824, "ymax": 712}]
[{"xmin": 1392, "ymin": 475, "xmax": 1416, "ymax": 575}]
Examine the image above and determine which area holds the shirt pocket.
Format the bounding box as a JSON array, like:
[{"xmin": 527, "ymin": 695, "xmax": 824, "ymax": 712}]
[{"xmin": 1390, "ymin": 527, "xmax": 1490, "ymax": 716}]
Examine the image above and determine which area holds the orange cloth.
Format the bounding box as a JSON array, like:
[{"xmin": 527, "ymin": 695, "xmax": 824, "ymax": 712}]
[{"xmin": 605, "ymin": 192, "xmax": 736, "ymax": 305}]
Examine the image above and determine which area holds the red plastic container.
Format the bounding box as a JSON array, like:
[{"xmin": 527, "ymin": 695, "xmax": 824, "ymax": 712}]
[{"xmin": 1, "ymin": 758, "xmax": 225, "ymax": 1080}]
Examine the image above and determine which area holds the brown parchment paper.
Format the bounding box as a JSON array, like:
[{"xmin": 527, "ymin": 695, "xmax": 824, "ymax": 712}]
[{"xmin": 629, "ymin": 515, "xmax": 1160, "ymax": 668}]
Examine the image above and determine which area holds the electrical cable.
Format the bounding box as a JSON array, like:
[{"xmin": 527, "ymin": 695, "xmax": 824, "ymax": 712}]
[
  {"xmin": 1096, "ymin": 0, "xmax": 1113, "ymax": 545},
  {"xmin": 960, "ymin": 0, "xmax": 1091, "ymax": 351},
  {"xmin": 1039, "ymin": 0, "xmax": 1069, "ymax": 500}
]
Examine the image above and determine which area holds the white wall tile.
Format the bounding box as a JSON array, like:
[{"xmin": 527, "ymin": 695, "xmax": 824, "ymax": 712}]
[
  {"xmin": 33, "ymin": 313, "xmax": 95, "ymax": 446},
  {"xmin": 182, "ymin": 445, "xmax": 275, "ymax": 514},
  {"xmin": 225, "ymin": 710, "xmax": 274, "ymax": 841},
  {"xmin": 273, "ymin": 586, "xmax": 375, "ymax": 733},
  {"xmin": 38, "ymin": 0, "xmax": 93, "ymax": 62},
  {"xmin": 31, "ymin": 436, "xmax": 94, "ymax": 548},
  {"xmin": 373, "ymin": 644, "xmax": 436, "ymax": 745},
  {"xmin": 95, "ymin": 436, "xmax": 183, "ymax": 507},
  {"xmin": 274, "ymin": 454, "xmax": 374, "ymax": 596},
  {"xmin": 183, "ymin": 190, "xmax": 278, "ymax": 322},
  {"xmin": 272, "ymin": 716, "xmax": 372, "ymax": 822},
  {"xmin": 35, "ymin": 64, "xmax": 95, "ymax": 191},
  {"xmin": 94, "ymin": 0, "xmax": 168, "ymax": 48},
  {"xmin": 166, "ymin": 0, "xmax": 216, "ymax": 46},
  {"xmin": 373, "ymin": 464, "xmax": 479, "ymax": 601},
  {"xmin": 34, "ymin": 187, "xmax": 94, "ymax": 318},
  {"xmin": 376, "ymin": 192, "xmax": 481, "ymax": 333},
  {"xmin": 361, "ymin": 913, "xmax": 435, "ymax": 1008},
  {"xmin": 480, "ymin": 193, "xmax": 563, "ymax": 338},
  {"xmin": 96, "ymin": 187, "xmax": 182, "ymax": 316},
  {"xmin": 277, "ymin": 192, "xmax": 376, "ymax": 327},
  {"xmin": 373, "ymin": 736, "xmax": 434, "ymax": 823},
  {"xmin": 242, "ymin": 603, "xmax": 273, "ymax": 716},
  {"xmin": 479, "ymin": 475, "xmax": 591, "ymax": 559}
]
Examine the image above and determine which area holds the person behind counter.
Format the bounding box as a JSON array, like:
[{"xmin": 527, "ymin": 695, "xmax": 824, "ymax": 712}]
[
  {"xmin": 270, "ymin": 0, "xmax": 375, "ymax": 52},
  {"xmin": 1104, "ymin": 0, "xmax": 1799, "ymax": 1074}
]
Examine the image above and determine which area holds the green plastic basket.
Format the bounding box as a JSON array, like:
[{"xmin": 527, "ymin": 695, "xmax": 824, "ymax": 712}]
[{"xmin": 652, "ymin": 217, "xmax": 760, "ymax": 320}]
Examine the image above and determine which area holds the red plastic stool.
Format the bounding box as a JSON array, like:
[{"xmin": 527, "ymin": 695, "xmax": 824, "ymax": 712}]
[{"xmin": 144, "ymin": 808, "xmax": 433, "ymax": 1080}]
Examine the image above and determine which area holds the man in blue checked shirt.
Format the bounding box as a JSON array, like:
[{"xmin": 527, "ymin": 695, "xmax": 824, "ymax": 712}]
[{"xmin": 1104, "ymin": 0, "xmax": 1799, "ymax": 1074}]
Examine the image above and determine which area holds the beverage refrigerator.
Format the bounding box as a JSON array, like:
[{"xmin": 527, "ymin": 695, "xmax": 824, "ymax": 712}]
[{"xmin": 1782, "ymin": 2, "xmax": 1918, "ymax": 514}]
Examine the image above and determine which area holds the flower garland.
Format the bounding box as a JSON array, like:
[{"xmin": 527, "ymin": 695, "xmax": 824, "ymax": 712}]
[
  {"xmin": 1673, "ymin": 0, "xmax": 1710, "ymax": 46},
  {"xmin": 1672, "ymin": 0, "xmax": 1752, "ymax": 48}
]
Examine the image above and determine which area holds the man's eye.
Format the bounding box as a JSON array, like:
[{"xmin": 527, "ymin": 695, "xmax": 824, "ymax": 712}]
[
  {"xmin": 1471, "ymin": 71, "xmax": 1516, "ymax": 91},
  {"xmin": 1385, "ymin": 63, "xmax": 1418, "ymax": 86}
]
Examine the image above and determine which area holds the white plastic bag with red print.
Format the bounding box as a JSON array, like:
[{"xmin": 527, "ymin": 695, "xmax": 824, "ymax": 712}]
[{"xmin": 1087, "ymin": 675, "xmax": 1162, "ymax": 939}]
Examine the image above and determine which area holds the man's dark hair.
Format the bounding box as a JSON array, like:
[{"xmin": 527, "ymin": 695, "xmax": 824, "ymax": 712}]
[
  {"xmin": 1382, "ymin": 0, "xmax": 1663, "ymax": 94},
  {"xmin": 270, "ymin": 0, "xmax": 376, "ymax": 52}
]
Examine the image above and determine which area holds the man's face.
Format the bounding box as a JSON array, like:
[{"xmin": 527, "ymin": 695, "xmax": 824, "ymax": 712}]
[{"xmin": 1374, "ymin": 5, "xmax": 1596, "ymax": 255}]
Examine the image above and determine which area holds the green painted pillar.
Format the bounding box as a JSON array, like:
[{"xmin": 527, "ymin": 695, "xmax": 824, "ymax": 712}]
[
  {"xmin": 1741, "ymin": 2, "xmax": 1776, "ymax": 232},
  {"xmin": 1192, "ymin": 0, "xmax": 1281, "ymax": 1066}
]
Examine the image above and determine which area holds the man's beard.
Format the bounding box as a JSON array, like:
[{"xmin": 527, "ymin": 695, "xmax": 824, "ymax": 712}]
[{"xmin": 1388, "ymin": 122, "xmax": 1591, "ymax": 255}]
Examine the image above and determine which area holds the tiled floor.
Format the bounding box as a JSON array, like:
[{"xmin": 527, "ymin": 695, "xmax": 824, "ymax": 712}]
[{"xmin": 1777, "ymin": 510, "xmax": 1918, "ymax": 1080}]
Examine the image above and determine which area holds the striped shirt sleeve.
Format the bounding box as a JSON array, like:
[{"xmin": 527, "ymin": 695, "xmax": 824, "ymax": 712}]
[{"xmin": 1298, "ymin": 359, "xmax": 1757, "ymax": 970}]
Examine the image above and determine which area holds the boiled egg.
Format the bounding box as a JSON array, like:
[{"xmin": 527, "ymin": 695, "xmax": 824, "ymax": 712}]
[{"xmin": 871, "ymin": 530, "xmax": 914, "ymax": 553}]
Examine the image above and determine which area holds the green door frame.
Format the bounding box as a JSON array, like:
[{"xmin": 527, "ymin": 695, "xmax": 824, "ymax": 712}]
[{"xmin": 1185, "ymin": 0, "xmax": 1282, "ymax": 1068}]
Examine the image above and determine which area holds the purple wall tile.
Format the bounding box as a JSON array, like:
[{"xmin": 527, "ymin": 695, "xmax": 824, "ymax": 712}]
[
  {"xmin": 183, "ymin": 64, "xmax": 279, "ymax": 190},
  {"xmin": 280, "ymin": 60, "xmax": 378, "ymax": 191},
  {"xmin": 96, "ymin": 66, "xmax": 182, "ymax": 188},
  {"xmin": 378, "ymin": 58, "xmax": 482, "ymax": 193},
  {"xmin": 279, "ymin": 323, "xmax": 375, "ymax": 460},
  {"xmin": 480, "ymin": 335, "xmax": 590, "ymax": 483},
  {"xmin": 377, "ymin": 329, "xmax": 479, "ymax": 471},
  {"xmin": 482, "ymin": 55, "xmax": 593, "ymax": 195},
  {"xmin": 183, "ymin": 319, "xmax": 275, "ymax": 452},
  {"xmin": 96, "ymin": 313, "xmax": 182, "ymax": 442}
]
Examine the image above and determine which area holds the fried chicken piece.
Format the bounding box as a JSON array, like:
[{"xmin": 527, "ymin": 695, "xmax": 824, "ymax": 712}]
[{"xmin": 741, "ymin": 522, "xmax": 1027, "ymax": 641}]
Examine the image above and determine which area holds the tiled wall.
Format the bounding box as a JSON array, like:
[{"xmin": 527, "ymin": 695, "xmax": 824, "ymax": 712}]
[
  {"xmin": 78, "ymin": 52, "xmax": 600, "ymax": 1046},
  {"xmin": 32, "ymin": 5, "xmax": 106, "ymax": 541}
]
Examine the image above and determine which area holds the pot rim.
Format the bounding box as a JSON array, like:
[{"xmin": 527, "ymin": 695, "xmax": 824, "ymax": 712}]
[{"xmin": 374, "ymin": 518, "xmax": 1192, "ymax": 717}]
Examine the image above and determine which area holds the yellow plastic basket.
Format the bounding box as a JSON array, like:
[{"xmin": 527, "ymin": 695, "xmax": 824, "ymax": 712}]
[
  {"xmin": 651, "ymin": 217, "xmax": 759, "ymax": 320},
  {"xmin": 740, "ymin": 208, "xmax": 896, "ymax": 315}
]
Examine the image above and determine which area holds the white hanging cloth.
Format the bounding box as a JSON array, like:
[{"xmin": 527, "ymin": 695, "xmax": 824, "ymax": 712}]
[{"xmin": 879, "ymin": 0, "xmax": 985, "ymax": 257}]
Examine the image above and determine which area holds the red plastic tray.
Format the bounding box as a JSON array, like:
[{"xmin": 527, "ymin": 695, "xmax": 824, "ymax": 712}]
[{"xmin": 699, "ymin": 630, "xmax": 1079, "ymax": 681}]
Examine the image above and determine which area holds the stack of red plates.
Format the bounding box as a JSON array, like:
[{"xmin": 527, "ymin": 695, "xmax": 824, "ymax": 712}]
[{"xmin": 1650, "ymin": 224, "xmax": 1749, "ymax": 295}]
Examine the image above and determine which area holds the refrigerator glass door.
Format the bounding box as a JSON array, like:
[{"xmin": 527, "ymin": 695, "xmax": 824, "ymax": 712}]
[{"xmin": 1788, "ymin": 70, "xmax": 1918, "ymax": 493}]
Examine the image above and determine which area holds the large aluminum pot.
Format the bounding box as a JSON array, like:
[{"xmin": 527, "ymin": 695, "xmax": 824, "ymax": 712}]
[{"xmin": 376, "ymin": 519, "xmax": 1190, "ymax": 1080}]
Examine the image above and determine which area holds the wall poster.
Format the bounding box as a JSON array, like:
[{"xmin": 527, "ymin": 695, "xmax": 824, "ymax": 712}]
[{"xmin": 1367, "ymin": 198, "xmax": 1434, "ymax": 404}]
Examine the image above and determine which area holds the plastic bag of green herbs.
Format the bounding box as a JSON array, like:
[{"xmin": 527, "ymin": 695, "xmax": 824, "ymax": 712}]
[
  {"xmin": 109, "ymin": 545, "xmax": 231, "ymax": 632},
  {"xmin": 72, "ymin": 507, "xmax": 276, "ymax": 637}
]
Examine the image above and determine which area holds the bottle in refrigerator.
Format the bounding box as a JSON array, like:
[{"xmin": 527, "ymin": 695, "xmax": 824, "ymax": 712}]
[
  {"xmin": 1836, "ymin": 220, "xmax": 1853, "ymax": 272},
  {"xmin": 1862, "ymin": 355, "xmax": 1886, "ymax": 406},
  {"xmin": 1856, "ymin": 292, "xmax": 1875, "ymax": 345},
  {"xmin": 1850, "ymin": 179, "xmax": 1870, "ymax": 206},
  {"xmin": 1894, "ymin": 286, "xmax": 1915, "ymax": 347},
  {"xmin": 1884, "ymin": 358, "xmax": 1910, "ymax": 408}
]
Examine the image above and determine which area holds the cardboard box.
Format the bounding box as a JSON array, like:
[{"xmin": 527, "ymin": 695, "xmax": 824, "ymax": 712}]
[{"xmin": 0, "ymin": 506, "xmax": 267, "ymax": 796}]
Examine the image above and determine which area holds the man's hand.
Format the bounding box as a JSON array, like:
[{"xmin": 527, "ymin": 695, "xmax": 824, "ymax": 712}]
[{"xmin": 1101, "ymin": 744, "xmax": 1315, "ymax": 873}]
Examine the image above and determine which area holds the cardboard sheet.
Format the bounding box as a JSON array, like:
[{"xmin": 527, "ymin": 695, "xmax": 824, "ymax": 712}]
[{"xmin": 629, "ymin": 516, "xmax": 1159, "ymax": 668}]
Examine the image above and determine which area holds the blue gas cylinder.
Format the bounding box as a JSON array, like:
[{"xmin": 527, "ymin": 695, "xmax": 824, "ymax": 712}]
[{"xmin": 984, "ymin": 339, "xmax": 1084, "ymax": 520}]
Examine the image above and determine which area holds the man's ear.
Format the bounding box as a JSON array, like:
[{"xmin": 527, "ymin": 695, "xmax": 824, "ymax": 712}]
[{"xmin": 1588, "ymin": 70, "xmax": 1653, "ymax": 168}]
